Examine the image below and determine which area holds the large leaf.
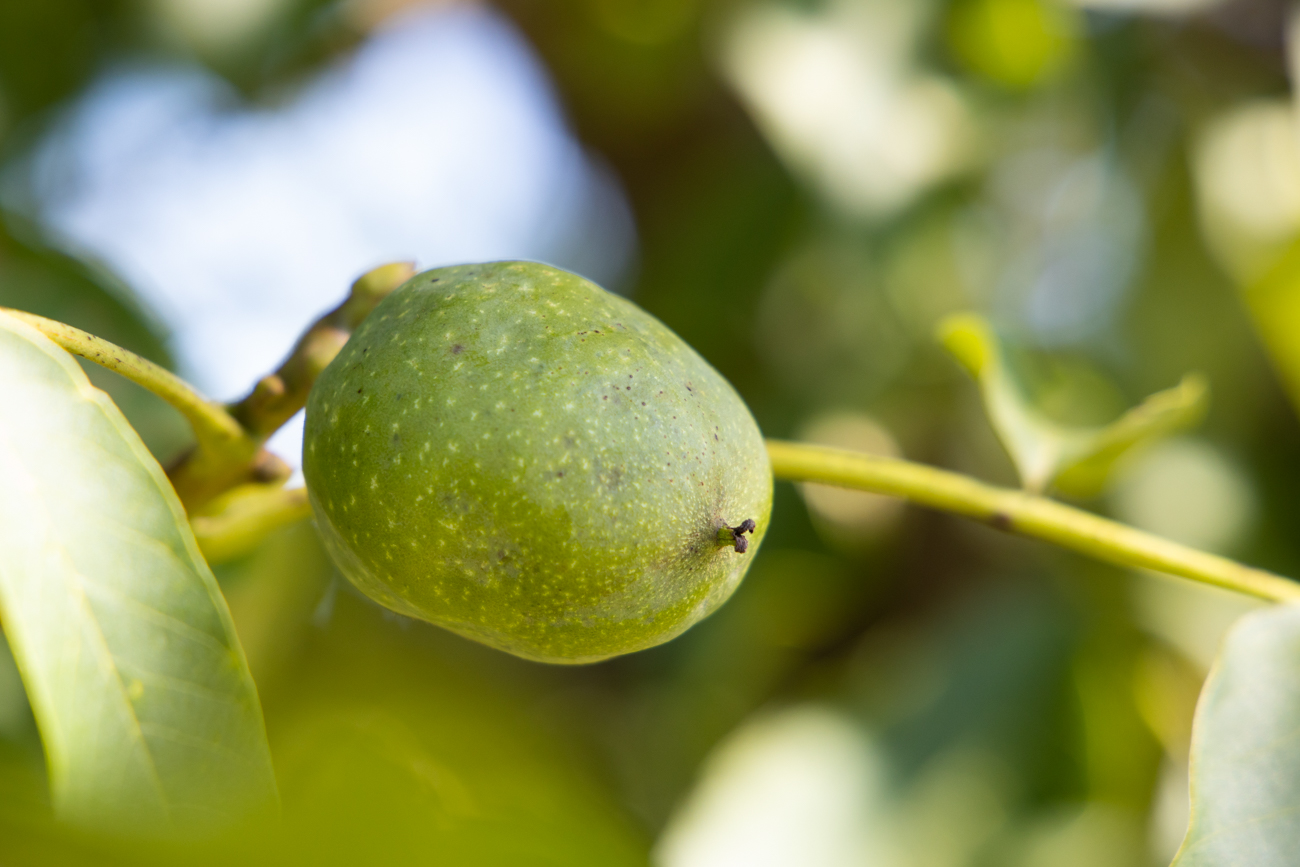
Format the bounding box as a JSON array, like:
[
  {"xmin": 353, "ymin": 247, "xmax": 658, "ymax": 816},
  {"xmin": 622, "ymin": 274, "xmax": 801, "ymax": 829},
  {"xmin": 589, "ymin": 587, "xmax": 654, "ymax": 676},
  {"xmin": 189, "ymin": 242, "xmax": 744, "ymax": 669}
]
[
  {"xmin": 939, "ymin": 314, "xmax": 1207, "ymax": 494},
  {"xmin": 0, "ymin": 312, "xmax": 277, "ymax": 835},
  {"xmin": 1173, "ymin": 603, "xmax": 1300, "ymax": 865}
]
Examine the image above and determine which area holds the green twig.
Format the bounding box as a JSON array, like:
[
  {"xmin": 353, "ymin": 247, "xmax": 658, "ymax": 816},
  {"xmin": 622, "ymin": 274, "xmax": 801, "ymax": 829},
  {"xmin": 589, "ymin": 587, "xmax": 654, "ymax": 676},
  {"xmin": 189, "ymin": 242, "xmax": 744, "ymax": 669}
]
[
  {"xmin": 0, "ymin": 308, "xmax": 284, "ymax": 509},
  {"xmin": 767, "ymin": 439, "xmax": 1300, "ymax": 603},
  {"xmin": 191, "ymin": 485, "xmax": 313, "ymax": 564},
  {"xmin": 5, "ymin": 263, "xmax": 416, "ymax": 512},
  {"xmin": 228, "ymin": 261, "xmax": 416, "ymax": 440},
  {"xmin": 170, "ymin": 262, "xmax": 415, "ymax": 509},
  {"xmin": 174, "ymin": 261, "xmax": 413, "ymax": 509}
]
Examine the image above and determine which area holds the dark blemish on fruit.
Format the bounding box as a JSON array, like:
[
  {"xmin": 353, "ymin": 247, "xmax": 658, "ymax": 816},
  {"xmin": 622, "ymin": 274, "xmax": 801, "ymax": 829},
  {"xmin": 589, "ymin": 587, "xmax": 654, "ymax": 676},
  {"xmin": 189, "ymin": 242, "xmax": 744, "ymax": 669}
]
[
  {"xmin": 357, "ymin": 388, "xmax": 363, "ymax": 394},
  {"xmin": 642, "ymin": 402, "xmax": 646, "ymax": 406},
  {"xmin": 714, "ymin": 434, "xmax": 718, "ymax": 441},
  {"xmin": 452, "ymin": 344, "xmax": 464, "ymax": 354},
  {"xmin": 396, "ymin": 393, "xmax": 404, "ymax": 401},
  {"xmin": 603, "ymin": 396, "xmax": 608, "ymax": 400},
  {"xmin": 556, "ymin": 471, "xmax": 565, "ymax": 477}
]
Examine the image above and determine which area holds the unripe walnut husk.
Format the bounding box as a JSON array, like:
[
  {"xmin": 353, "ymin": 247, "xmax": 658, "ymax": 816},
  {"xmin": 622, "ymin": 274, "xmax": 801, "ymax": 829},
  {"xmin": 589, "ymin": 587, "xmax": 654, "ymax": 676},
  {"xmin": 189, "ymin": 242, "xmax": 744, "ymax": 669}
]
[{"xmin": 303, "ymin": 261, "xmax": 772, "ymax": 663}]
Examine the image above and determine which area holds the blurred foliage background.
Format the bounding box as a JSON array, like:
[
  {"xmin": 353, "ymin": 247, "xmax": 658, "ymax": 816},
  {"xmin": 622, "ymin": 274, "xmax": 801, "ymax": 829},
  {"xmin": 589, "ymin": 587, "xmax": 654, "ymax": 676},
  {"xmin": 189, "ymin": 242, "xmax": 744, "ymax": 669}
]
[{"xmin": 4, "ymin": 0, "xmax": 1300, "ymax": 863}]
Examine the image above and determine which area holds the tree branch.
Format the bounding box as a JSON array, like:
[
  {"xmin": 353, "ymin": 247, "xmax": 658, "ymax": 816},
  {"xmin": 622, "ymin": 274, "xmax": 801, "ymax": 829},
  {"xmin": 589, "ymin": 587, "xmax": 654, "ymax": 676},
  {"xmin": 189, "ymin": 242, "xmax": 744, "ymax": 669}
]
[
  {"xmin": 169, "ymin": 262, "xmax": 414, "ymax": 509},
  {"xmin": 4, "ymin": 262, "xmax": 416, "ymax": 512},
  {"xmin": 767, "ymin": 439, "xmax": 1300, "ymax": 603},
  {"xmin": 227, "ymin": 262, "xmax": 415, "ymax": 440}
]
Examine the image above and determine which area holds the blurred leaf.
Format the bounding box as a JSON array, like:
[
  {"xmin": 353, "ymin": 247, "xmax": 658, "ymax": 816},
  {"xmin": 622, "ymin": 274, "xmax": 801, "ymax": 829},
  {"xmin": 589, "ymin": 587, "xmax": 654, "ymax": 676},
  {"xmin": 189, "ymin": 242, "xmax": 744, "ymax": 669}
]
[
  {"xmin": 939, "ymin": 313, "xmax": 1207, "ymax": 494},
  {"xmin": 1052, "ymin": 379, "xmax": 1211, "ymax": 498},
  {"xmin": 1241, "ymin": 238, "xmax": 1300, "ymax": 419},
  {"xmin": 721, "ymin": 0, "xmax": 974, "ymax": 219},
  {"xmin": 1191, "ymin": 101, "xmax": 1300, "ymax": 288},
  {"xmin": 503, "ymin": 0, "xmax": 707, "ymax": 148},
  {"xmin": 0, "ymin": 626, "xmax": 34, "ymax": 743},
  {"xmin": 1001, "ymin": 804, "xmax": 1148, "ymax": 867},
  {"xmin": 0, "ymin": 0, "xmax": 98, "ymax": 128},
  {"xmin": 0, "ymin": 313, "xmax": 276, "ymax": 835},
  {"xmin": 1070, "ymin": 629, "xmax": 1161, "ymax": 808},
  {"xmin": 947, "ymin": 0, "xmax": 1080, "ymax": 91},
  {"xmin": 654, "ymin": 705, "xmax": 897, "ymax": 867},
  {"xmin": 1173, "ymin": 603, "xmax": 1300, "ymax": 866},
  {"xmin": 755, "ymin": 239, "xmax": 909, "ymax": 407},
  {"xmin": 252, "ymin": 593, "xmax": 651, "ymax": 867},
  {"xmin": 215, "ymin": 519, "xmax": 332, "ymax": 692},
  {"xmin": 864, "ymin": 581, "xmax": 1078, "ymax": 788}
]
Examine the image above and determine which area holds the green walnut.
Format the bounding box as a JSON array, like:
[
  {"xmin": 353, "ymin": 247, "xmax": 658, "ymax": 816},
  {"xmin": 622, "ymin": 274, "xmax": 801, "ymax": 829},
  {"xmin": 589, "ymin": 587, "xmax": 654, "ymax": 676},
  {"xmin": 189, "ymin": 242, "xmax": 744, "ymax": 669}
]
[{"xmin": 303, "ymin": 261, "xmax": 772, "ymax": 663}]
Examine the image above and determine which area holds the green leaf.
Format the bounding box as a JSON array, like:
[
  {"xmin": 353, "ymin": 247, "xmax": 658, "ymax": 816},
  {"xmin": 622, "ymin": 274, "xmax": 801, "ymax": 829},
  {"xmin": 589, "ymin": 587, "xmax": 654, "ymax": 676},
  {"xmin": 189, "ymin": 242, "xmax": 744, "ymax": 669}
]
[
  {"xmin": 938, "ymin": 313, "xmax": 1207, "ymax": 495},
  {"xmin": 0, "ymin": 312, "xmax": 277, "ymax": 835},
  {"xmin": 1050, "ymin": 376, "xmax": 1209, "ymax": 497},
  {"xmin": 1173, "ymin": 603, "xmax": 1300, "ymax": 865}
]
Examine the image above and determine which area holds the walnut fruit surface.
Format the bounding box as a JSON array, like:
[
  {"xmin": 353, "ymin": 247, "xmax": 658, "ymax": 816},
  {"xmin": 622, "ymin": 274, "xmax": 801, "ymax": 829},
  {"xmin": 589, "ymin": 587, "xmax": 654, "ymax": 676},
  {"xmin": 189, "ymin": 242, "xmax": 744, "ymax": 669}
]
[{"xmin": 303, "ymin": 261, "xmax": 771, "ymax": 663}]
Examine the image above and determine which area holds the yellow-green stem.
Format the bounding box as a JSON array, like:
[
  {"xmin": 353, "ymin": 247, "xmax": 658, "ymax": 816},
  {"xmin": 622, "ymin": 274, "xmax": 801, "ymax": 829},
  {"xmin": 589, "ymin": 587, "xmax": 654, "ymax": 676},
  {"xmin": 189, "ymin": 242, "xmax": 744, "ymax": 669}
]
[
  {"xmin": 12, "ymin": 304, "xmax": 1293, "ymax": 604},
  {"xmin": 191, "ymin": 485, "xmax": 312, "ymax": 564},
  {"xmin": 4, "ymin": 263, "xmax": 414, "ymax": 512},
  {"xmin": 228, "ymin": 261, "xmax": 416, "ymax": 440},
  {"xmin": 1, "ymin": 308, "xmax": 249, "ymax": 453},
  {"xmin": 767, "ymin": 439, "xmax": 1300, "ymax": 603}
]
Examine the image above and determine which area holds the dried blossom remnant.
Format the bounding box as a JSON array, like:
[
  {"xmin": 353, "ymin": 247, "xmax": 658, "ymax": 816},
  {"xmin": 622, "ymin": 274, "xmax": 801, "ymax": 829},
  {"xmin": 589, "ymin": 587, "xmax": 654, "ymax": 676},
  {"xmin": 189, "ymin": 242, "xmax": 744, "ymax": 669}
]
[{"xmin": 721, "ymin": 519, "xmax": 757, "ymax": 553}]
